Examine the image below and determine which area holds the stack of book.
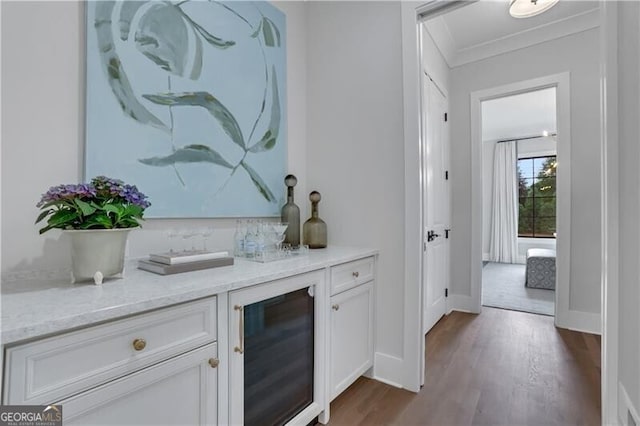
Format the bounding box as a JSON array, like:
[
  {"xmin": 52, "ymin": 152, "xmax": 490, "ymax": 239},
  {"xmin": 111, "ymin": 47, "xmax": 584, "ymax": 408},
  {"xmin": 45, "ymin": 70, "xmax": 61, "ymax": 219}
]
[{"xmin": 138, "ymin": 250, "xmax": 234, "ymax": 275}]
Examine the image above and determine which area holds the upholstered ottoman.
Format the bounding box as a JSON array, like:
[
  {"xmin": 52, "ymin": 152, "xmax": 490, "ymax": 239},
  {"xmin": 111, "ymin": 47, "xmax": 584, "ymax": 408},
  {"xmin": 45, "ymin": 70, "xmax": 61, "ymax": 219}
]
[{"xmin": 525, "ymin": 248, "xmax": 556, "ymax": 290}]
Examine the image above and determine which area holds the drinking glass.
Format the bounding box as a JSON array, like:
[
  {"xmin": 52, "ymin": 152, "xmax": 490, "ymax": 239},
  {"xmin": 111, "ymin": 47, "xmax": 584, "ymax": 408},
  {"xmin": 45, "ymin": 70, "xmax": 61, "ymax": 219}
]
[{"xmin": 272, "ymin": 222, "xmax": 288, "ymax": 252}]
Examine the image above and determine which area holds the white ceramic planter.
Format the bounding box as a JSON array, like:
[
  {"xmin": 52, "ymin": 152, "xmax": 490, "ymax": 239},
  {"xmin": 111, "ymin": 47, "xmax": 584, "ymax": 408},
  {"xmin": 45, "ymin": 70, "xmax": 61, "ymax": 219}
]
[{"xmin": 66, "ymin": 228, "xmax": 135, "ymax": 285}]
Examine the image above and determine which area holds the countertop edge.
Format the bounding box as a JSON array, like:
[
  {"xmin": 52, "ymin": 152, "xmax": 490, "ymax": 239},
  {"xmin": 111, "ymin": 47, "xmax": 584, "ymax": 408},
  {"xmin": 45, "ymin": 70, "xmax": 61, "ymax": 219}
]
[{"xmin": 2, "ymin": 247, "xmax": 378, "ymax": 345}]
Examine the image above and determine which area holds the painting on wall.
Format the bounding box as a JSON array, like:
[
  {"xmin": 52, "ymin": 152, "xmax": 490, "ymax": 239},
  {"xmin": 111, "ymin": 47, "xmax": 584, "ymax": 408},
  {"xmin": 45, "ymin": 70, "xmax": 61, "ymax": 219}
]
[{"xmin": 85, "ymin": 1, "xmax": 287, "ymax": 218}]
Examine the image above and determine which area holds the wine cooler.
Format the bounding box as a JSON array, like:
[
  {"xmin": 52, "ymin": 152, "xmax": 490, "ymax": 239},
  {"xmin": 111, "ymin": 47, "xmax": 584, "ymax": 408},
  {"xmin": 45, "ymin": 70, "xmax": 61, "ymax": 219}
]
[{"xmin": 229, "ymin": 271, "xmax": 326, "ymax": 425}]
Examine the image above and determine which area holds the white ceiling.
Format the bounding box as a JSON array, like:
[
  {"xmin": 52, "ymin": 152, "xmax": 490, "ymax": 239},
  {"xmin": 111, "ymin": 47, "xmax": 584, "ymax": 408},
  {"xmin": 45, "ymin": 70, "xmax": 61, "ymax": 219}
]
[
  {"xmin": 482, "ymin": 87, "xmax": 556, "ymax": 142},
  {"xmin": 424, "ymin": 0, "xmax": 600, "ymax": 67}
]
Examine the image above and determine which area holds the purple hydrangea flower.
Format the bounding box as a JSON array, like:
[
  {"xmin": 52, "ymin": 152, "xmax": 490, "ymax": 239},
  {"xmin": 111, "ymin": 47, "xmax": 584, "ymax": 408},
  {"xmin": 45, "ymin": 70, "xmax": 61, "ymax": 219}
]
[
  {"xmin": 92, "ymin": 176, "xmax": 126, "ymax": 198},
  {"xmin": 37, "ymin": 183, "xmax": 97, "ymax": 207},
  {"xmin": 119, "ymin": 184, "xmax": 151, "ymax": 209},
  {"xmin": 36, "ymin": 176, "xmax": 150, "ymax": 234}
]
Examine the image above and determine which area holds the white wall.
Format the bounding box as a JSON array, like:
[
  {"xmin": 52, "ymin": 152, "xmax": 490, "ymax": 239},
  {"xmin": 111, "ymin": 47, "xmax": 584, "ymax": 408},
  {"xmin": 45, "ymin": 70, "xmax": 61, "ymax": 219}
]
[
  {"xmin": 481, "ymin": 88, "xmax": 557, "ymax": 142},
  {"xmin": 517, "ymin": 137, "xmax": 557, "ymax": 158},
  {"xmin": 482, "ymin": 137, "xmax": 557, "ymax": 262},
  {"xmin": 1, "ymin": 0, "xmax": 409, "ymax": 387},
  {"xmin": 450, "ymin": 28, "xmax": 601, "ymax": 315},
  {"xmin": 617, "ymin": 1, "xmax": 640, "ymax": 420},
  {"xmin": 305, "ymin": 1, "xmax": 405, "ymax": 368},
  {"xmin": 1, "ymin": 1, "xmax": 309, "ymax": 277}
]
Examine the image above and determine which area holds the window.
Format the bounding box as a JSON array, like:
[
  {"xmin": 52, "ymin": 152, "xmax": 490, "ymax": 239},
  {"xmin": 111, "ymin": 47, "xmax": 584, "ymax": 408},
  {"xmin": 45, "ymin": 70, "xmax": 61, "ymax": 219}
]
[{"xmin": 517, "ymin": 156, "xmax": 556, "ymax": 238}]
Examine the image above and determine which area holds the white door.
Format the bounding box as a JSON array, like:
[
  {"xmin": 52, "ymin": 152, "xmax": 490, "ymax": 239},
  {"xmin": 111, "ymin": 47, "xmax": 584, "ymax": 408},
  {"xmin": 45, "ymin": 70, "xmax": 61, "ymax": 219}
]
[{"xmin": 422, "ymin": 77, "xmax": 451, "ymax": 335}]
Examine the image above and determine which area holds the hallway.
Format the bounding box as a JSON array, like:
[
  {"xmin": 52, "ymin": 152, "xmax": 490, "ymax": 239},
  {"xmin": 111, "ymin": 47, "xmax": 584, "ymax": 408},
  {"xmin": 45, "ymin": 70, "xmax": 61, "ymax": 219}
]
[{"xmin": 327, "ymin": 307, "xmax": 601, "ymax": 425}]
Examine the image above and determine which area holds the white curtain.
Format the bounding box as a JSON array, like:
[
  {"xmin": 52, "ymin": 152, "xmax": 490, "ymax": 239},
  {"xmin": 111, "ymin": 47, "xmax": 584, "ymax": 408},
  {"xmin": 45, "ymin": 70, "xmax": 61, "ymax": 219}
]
[{"xmin": 489, "ymin": 141, "xmax": 518, "ymax": 263}]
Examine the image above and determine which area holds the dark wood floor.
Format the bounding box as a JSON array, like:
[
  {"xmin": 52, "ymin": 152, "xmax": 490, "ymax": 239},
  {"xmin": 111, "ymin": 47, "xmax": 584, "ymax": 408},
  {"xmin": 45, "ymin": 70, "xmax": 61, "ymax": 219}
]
[{"xmin": 326, "ymin": 307, "xmax": 601, "ymax": 426}]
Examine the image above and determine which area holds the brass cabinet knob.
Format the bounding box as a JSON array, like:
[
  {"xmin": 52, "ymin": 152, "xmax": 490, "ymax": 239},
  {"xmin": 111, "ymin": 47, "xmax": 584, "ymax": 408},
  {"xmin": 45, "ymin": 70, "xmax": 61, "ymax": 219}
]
[
  {"xmin": 132, "ymin": 338, "xmax": 146, "ymax": 351},
  {"xmin": 332, "ymin": 304, "xmax": 340, "ymax": 311},
  {"xmin": 352, "ymin": 271, "xmax": 360, "ymax": 278},
  {"xmin": 208, "ymin": 358, "xmax": 219, "ymax": 368}
]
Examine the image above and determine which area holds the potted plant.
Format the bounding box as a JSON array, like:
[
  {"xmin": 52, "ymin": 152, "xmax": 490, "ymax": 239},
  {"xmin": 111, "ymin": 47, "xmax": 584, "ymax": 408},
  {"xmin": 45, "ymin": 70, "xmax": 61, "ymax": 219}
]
[{"xmin": 36, "ymin": 176, "xmax": 150, "ymax": 284}]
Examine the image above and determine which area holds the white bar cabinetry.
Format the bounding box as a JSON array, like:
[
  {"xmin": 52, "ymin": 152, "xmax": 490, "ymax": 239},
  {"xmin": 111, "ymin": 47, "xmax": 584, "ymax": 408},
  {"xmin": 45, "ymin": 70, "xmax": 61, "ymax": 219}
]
[
  {"xmin": 3, "ymin": 298, "xmax": 220, "ymax": 425},
  {"xmin": 329, "ymin": 281, "xmax": 374, "ymax": 400},
  {"xmin": 2, "ymin": 248, "xmax": 377, "ymax": 426},
  {"xmin": 59, "ymin": 343, "xmax": 218, "ymax": 425},
  {"xmin": 328, "ymin": 257, "xmax": 375, "ymax": 402}
]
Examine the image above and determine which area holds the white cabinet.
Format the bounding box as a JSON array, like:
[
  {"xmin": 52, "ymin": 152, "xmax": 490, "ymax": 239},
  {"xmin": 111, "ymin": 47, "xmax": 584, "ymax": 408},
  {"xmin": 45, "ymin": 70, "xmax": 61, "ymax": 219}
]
[
  {"xmin": 328, "ymin": 256, "xmax": 375, "ymax": 405},
  {"xmin": 330, "ymin": 281, "xmax": 374, "ymax": 401},
  {"xmin": 2, "ymin": 249, "xmax": 378, "ymax": 426},
  {"xmin": 60, "ymin": 343, "xmax": 218, "ymax": 425},
  {"xmin": 330, "ymin": 256, "xmax": 375, "ymax": 295},
  {"xmin": 4, "ymin": 298, "xmax": 217, "ymax": 405},
  {"xmin": 3, "ymin": 297, "xmax": 219, "ymax": 424}
]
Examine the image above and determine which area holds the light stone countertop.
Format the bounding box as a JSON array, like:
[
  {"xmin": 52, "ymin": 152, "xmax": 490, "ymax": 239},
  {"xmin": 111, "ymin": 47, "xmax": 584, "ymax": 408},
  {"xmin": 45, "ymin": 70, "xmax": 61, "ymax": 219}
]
[{"xmin": 1, "ymin": 246, "xmax": 377, "ymax": 345}]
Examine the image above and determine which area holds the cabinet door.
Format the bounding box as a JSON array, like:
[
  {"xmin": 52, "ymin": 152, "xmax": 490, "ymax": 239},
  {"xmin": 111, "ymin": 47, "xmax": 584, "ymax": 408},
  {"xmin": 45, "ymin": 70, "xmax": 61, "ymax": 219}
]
[
  {"xmin": 59, "ymin": 343, "xmax": 218, "ymax": 426},
  {"xmin": 5, "ymin": 298, "xmax": 217, "ymax": 405},
  {"xmin": 330, "ymin": 281, "xmax": 374, "ymax": 400}
]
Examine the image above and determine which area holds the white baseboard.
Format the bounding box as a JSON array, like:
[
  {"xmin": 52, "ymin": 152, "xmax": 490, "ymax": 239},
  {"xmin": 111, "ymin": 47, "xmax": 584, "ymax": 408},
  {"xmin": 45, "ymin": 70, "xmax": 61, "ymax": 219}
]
[
  {"xmin": 482, "ymin": 254, "xmax": 526, "ymax": 264},
  {"xmin": 372, "ymin": 352, "xmax": 404, "ymax": 389},
  {"xmin": 619, "ymin": 382, "xmax": 640, "ymax": 426},
  {"xmin": 447, "ymin": 294, "xmax": 480, "ymax": 314},
  {"xmin": 449, "ymin": 294, "xmax": 601, "ymax": 335},
  {"xmin": 557, "ymin": 309, "xmax": 601, "ymax": 335}
]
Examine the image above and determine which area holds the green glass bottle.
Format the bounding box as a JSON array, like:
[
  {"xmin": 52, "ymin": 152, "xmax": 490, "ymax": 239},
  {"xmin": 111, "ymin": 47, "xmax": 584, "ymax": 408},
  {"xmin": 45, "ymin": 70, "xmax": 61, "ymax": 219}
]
[
  {"xmin": 303, "ymin": 191, "xmax": 327, "ymax": 249},
  {"xmin": 281, "ymin": 174, "xmax": 300, "ymax": 247}
]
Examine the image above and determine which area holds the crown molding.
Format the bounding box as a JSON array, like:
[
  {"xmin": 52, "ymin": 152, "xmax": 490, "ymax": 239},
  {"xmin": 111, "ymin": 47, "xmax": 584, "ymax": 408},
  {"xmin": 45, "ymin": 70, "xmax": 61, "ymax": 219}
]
[{"xmin": 425, "ymin": 6, "xmax": 601, "ymax": 68}]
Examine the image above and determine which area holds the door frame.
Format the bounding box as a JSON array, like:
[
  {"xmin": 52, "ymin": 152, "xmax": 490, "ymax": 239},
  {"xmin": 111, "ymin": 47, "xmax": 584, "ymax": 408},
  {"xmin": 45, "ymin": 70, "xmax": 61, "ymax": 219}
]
[
  {"xmin": 400, "ymin": 2, "xmax": 619, "ymax": 423},
  {"xmin": 469, "ymin": 74, "xmax": 570, "ymax": 325}
]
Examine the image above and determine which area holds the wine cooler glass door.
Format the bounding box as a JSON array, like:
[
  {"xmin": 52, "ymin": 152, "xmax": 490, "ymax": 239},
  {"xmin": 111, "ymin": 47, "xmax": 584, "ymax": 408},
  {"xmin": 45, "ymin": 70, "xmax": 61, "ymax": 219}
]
[
  {"xmin": 244, "ymin": 288, "xmax": 314, "ymax": 426},
  {"xmin": 229, "ymin": 271, "xmax": 326, "ymax": 426}
]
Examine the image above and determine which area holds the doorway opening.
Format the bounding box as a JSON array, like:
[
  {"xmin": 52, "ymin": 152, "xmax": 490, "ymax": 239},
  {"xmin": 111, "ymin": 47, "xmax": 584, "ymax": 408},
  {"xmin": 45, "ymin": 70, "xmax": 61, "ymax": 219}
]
[
  {"xmin": 470, "ymin": 73, "xmax": 571, "ymax": 325},
  {"xmin": 480, "ymin": 88, "xmax": 559, "ymax": 317},
  {"xmin": 402, "ymin": 5, "xmax": 616, "ymax": 415},
  {"xmin": 410, "ymin": 0, "xmax": 584, "ymax": 394}
]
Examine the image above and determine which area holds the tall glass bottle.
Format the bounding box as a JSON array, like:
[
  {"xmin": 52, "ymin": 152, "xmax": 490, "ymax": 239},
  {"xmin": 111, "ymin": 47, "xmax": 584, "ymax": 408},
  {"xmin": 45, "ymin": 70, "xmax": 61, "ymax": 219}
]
[
  {"xmin": 255, "ymin": 220, "xmax": 266, "ymax": 258},
  {"xmin": 281, "ymin": 174, "xmax": 300, "ymax": 247},
  {"xmin": 244, "ymin": 220, "xmax": 257, "ymax": 259},
  {"xmin": 233, "ymin": 220, "xmax": 245, "ymax": 257},
  {"xmin": 303, "ymin": 191, "xmax": 327, "ymax": 249}
]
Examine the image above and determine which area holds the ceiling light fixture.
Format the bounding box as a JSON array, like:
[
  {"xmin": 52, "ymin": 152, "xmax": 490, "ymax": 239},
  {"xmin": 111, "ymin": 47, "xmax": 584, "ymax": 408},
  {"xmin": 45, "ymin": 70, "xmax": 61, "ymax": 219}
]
[{"xmin": 509, "ymin": 0, "xmax": 560, "ymax": 18}]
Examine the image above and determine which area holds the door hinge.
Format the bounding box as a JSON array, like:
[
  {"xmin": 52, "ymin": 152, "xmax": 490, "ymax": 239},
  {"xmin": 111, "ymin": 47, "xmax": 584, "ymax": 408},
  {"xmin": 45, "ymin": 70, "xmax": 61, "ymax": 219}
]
[
  {"xmin": 445, "ymin": 229, "xmax": 451, "ymax": 239},
  {"xmin": 423, "ymin": 242, "xmax": 427, "ymax": 252},
  {"xmin": 445, "ymin": 171, "xmax": 449, "ymax": 180},
  {"xmin": 444, "ymin": 112, "xmax": 448, "ymax": 122},
  {"xmin": 445, "ymin": 288, "xmax": 449, "ymax": 297}
]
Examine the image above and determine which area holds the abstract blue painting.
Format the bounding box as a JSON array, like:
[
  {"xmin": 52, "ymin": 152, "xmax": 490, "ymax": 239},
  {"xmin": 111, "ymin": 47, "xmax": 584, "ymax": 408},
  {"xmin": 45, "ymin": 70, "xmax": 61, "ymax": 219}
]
[{"xmin": 85, "ymin": 1, "xmax": 287, "ymax": 217}]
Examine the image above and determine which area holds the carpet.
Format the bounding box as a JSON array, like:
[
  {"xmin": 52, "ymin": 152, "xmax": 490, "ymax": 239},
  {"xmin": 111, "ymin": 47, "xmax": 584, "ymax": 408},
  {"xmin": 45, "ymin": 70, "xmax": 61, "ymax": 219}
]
[{"xmin": 482, "ymin": 262, "xmax": 555, "ymax": 316}]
